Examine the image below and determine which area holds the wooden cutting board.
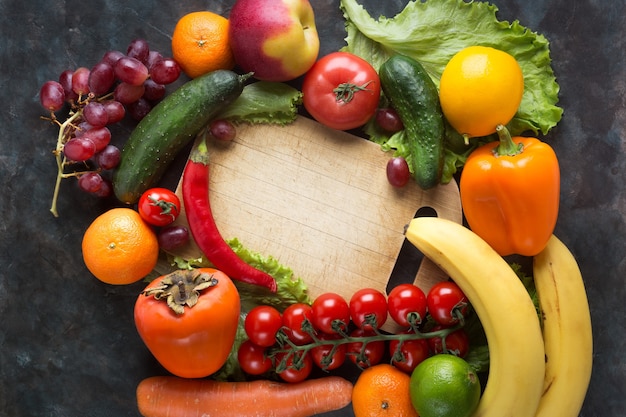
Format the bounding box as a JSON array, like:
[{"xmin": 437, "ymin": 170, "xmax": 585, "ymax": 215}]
[{"xmin": 161, "ymin": 116, "xmax": 462, "ymax": 329}]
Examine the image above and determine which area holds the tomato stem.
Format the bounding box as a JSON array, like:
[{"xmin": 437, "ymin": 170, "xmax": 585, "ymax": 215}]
[
  {"xmin": 333, "ymin": 81, "xmax": 373, "ymax": 104},
  {"xmin": 271, "ymin": 316, "xmax": 466, "ymax": 371}
]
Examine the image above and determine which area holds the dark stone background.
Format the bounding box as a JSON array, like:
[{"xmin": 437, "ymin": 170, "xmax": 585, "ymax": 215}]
[{"xmin": 1, "ymin": 0, "xmax": 624, "ymax": 416}]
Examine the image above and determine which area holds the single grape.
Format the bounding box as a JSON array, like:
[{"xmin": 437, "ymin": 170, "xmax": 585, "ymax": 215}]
[
  {"xmin": 64, "ymin": 137, "xmax": 96, "ymax": 161},
  {"xmin": 93, "ymin": 178, "xmax": 113, "ymax": 198},
  {"xmin": 101, "ymin": 50, "xmax": 125, "ymax": 67},
  {"xmin": 127, "ymin": 98, "xmax": 152, "ymax": 121},
  {"xmin": 146, "ymin": 50, "xmax": 164, "ymax": 72},
  {"xmin": 114, "ymin": 82, "xmax": 145, "ymax": 104},
  {"xmin": 78, "ymin": 172, "xmax": 104, "ymax": 193},
  {"xmin": 58, "ymin": 70, "xmax": 79, "ymax": 102},
  {"xmin": 127, "ymin": 38, "xmax": 150, "ymax": 64},
  {"xmin": 82, "ymin": 101, "xmax": 108, "ymax": 128},
  {"xmin": 102, "ymin": 100, "xmax": 125, "ymax": 124},
  {"xmin": 376, "ymin": 108, "xmax": 404, "ymax": 133},
  {"xmin": 157, "ymin": 225, "xmax": 190, "ymax": 251},
  {"xmin": 39, "ymin": 81, "xmax": 66, "ymax": 112},
  {"xmin": 150, "ymin": 58, "xmax": 181, "ymax": 85},
  {"xmin": 71, "ymin": 67, "xmax": 91, "ymax": 95},
  {"xmin": 114, "ymin": 56, "xmax": 149, "ymax": 86},
  {"xmin": 83, "ymin": 126, "xmax": 112, "ymax": 152},
  {"xmin": 74, "ymin": 121, "xmax": 93, "ymax": 138},
  {"xmin": 143, "ymin": 79, "xmax": 165, "ymax": 102},
  {"xmin": 386, "ymin": 156, "xmax": 411, "ymax": 187},
  {"xmin": 95, "ymin": 144, "xmax": 121, "ymax": 170},
  {"xmin": 88, "ymin": 61, "xmax": 115, "ymax": 95},
  {"xmin": 209, "ymin": 119, "xmax": 236, "ymax": 142}
]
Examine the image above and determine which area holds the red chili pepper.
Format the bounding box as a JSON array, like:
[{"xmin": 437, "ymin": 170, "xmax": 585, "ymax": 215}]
[{"xmin": 182, "ymin": 138, "xmax": 277, "ymax": 292}]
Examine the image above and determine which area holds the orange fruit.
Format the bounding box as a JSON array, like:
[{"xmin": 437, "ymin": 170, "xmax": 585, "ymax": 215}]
[
  {"xmin": 82, "ymin": 208, "xmax": 159, "ymax": 285},
  {"xmin": 352, "ymin": 364, "xmax": 419, "ymax": 417},
  {"xmin": 171, "ymin": 11, "xmax": 235, "ymax": 78},
  {"xmin": 439, "ymin": 45, "xmax": 524, "ymax": 138}
]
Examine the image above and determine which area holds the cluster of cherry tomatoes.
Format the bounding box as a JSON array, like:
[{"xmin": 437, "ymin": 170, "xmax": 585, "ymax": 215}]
[{"xmin": 237, "ymin": 281, "xmax": 471, "ymax": 383}]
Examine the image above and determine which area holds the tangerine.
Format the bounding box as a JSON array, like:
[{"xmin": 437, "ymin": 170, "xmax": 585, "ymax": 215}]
[
  {"xmin": 171, "ymin": 11, "xmax": 235, "ymax": 79},
  {"xmin": 82, "ymin": 208, "xmax": 159, "ymax": 285},
  {"xmin": 439, "ymin": 45, "xmax": 524, "ymax": 139},
  {"xmin": 352, "ymin": 363, "xmax": 419, "ymax": 417}
]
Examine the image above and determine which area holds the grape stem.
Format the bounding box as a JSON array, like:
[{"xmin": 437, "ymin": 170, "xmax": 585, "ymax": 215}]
[{"xmin": 50, "ymin": 110, "xmax": 82, "ymax": 217}]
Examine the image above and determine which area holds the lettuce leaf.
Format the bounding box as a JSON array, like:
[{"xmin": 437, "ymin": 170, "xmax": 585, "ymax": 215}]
[
  {"xmin": 340, "ymin": 0, "xmax": 563, "ymax": 181},
  {"xmin": 217, "ymin": 81, "xmax": 303, "ymax": 125}
]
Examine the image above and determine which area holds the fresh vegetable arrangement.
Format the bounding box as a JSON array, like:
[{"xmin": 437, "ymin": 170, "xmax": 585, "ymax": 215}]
[{"xmin": 37, "ymin": 0, "xmax": 593, "ymax": 417}]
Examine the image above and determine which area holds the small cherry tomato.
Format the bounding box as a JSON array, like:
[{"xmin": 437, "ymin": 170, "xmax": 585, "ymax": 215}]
[
  {"xmin": 302, "ymin": 51, "xmax": 381, "ymax": 131},
  {"xmin": 426, "ymin": 281, "xmax": 469, "ymax": 326},
  {"xmin": 311, "ymin": 292, "xmax": 350, "ymax": 335},
  {"xmin": 389, "ymin": 333, "xmax": 430, "ymax": 374},
  {"xmin": 346, "ymin": 328, "xmax": 385, "ymax": 369},
  {"xmin": 244, "ymin": 305, "xmax": 283, "ymax": 347},
  {"xmin": 275, "ymin": 351, "xmax": 313, "ymax": 383},
  {"xmin": 282, "ymin": 303, "xmax": 314, "ymax": 345},
  {"xmin": 387, "ymin": 283, "xmax": 427, "ymax": 328},
  {"xmin": 428, "ymin": 327, "xmax": 470, "ymax": 358},
  {"xmin": 237, "ymin": 339, "xmax": 272, "ymax": 375},
  {"xmin": 311, "ymin": 333, "xmax": 347, "ymax": 371},
  {"xmin": 137, "ymin": 187, "xmax": 181, "ymax": 226},
  {"xmin": 349, "ymin": 288, "xmax": 388, "ymax": 331},
  {"xmin": 134, "ymin": 268, "xmax": 240, "ymax": 378}
]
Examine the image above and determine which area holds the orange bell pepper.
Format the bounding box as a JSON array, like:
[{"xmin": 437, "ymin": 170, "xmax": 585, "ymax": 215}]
[{"xmin": 459, "ymin": 125, "xmax": 560, "ymax": 256}]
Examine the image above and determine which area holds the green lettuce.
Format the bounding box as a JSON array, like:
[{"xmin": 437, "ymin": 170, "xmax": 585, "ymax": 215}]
[
  {"xmin": 217, "ymin": 81, "xmax": 303, "ymax": 125},
  {"xmin": 340, "ymin": 0, "xmax": 563, "ymax": 181}
]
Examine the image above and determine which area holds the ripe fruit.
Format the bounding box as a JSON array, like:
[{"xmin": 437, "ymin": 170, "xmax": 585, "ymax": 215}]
[
  {"xmin": 171, "ymin": 11, "xmax": 235, "ymax": 78},
  {"xmin": 439, "ymin": 45, "xmax": 524, "ymax": 138},
  {"xmin": 409, "ymin": 354, "xmax": 481, "ymax": 417},
  {"xmin": 352, "ymin": 363, "xmax": 419, "ymax": 417},
  {"xmin": 81, "ymin": 208, "xmax": 159, "ymax": 284},
  {"xmin": 228, "ymin": 0, "xmax": 320, "ymax": 81}
]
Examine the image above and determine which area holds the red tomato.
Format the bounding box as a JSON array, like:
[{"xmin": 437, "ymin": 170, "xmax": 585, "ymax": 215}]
[
  {"xmin": 244, "ymin": 305, "xmax": 282, "ymax": 347},
  {"xmin": 346, "ymin": 329, "xmax": 385, "ymax": 369},
  {"xmin": 349, "ymin": 288, "xmax": 388, "ymax": 331},
  {"xmin": 275, "ymin": 352, "xmax": 313, "ymax": 383},
  {"xmin": 134, "ymin": 268, "xmax": 240, "ymax": 378},
  {"xmin": 282, "ymin": 303, "xmax": 314, "ymax": 345},
  {"xmin": 428, "ymin": 327, "xmax": 470, "ymax": 358},
  {"xmin": 427, "ymin": 281, "xmax": 469, "ymax": 326},
  {"xmin": 310, "ymin": 333, "xmax": 347, "ymax": 371},
  {"xmin": 310, "ymin": 292, "xmax": 350, "ymax": 335},
  {"xmin": 237, "ymin": 339, "xmax": 273, "ymax": 375},
  {"xmin": 302, "ymin": 51, "xmax": 381, "ymax": 131},
  {"xmin": 137, "ymin": 187, "xmax": 181, "ymax": 227},
  {"xmin": 387, "ymin": 283, "xmax": 427, "ymax": 328},
  {"xmin": 389, "ymin": 333, "xmax": 430, "ymax": 374}
]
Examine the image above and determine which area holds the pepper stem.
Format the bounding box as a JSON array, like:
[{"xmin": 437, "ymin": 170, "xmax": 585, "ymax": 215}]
[{"xmin": 494, "ymin": 124, "xmax": 524, "ymax": 157}]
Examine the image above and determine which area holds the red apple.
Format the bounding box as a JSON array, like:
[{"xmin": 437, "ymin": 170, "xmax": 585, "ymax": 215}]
[{"xmin": 228, "ymin": 0, "xmax": 320, "ymax": 82}]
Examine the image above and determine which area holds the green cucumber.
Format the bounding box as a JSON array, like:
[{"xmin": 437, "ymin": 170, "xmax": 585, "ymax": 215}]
[
  {"xmin": 379, "ymin": 55, "xmax": 445, "ymax": 190},
  {"xmin": 113, "ymin": 70, "xmax": 249, "ymax": 204}
]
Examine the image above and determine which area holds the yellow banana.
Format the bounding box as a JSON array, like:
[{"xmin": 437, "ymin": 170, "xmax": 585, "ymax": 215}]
[
  {"xmin": 533, "ymin": 235, "xmax": 593, "ymax": 417},
  {"xmin": 405, "ymin": 216, "xmax": 545, "ymax": 417}
]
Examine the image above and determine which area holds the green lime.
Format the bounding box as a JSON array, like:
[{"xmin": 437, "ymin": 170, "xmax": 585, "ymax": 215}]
[{"xmin": 409, "ymin": 354, "xmax": 481, "ymax": 417}]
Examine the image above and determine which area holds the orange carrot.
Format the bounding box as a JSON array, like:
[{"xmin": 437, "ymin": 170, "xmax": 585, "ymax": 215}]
[{"xmin": 136, "ymin": 375, "xmax": 354, "ymax": 417}]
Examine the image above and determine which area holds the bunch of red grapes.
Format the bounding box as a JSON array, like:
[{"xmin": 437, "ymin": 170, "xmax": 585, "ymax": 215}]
[{"xmin": 39, "ymin": 39, "xmax": 181, "ymax": 200}]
